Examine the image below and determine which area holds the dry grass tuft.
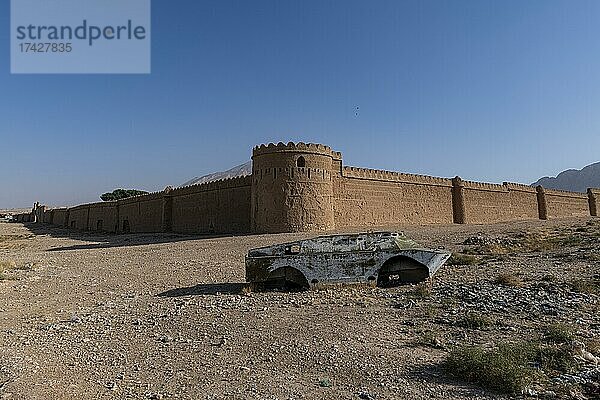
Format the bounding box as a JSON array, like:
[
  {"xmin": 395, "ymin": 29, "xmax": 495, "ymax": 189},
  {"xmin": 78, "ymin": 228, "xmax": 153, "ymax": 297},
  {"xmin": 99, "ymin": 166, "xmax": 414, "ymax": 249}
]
[
  {"xmin": 570, "ymin": 278, "xmax": 599, "ymax": 295},
  {"xmin": 444, "ymin": 340, "xmax": 574, "ymax": 394},
  {"xmin": 458, "ymin": 312, "xmax": 493, "ymax": 329},
  {"xmin": 447, "ymin": 253, "xmax": 481, "ymax": 266},
  {"xmin": 494, "ymin": 273, "xmax": 523, "ymax": 287},
  {"xmin": 543, "ymin": 323, "xmax": 574, "ymax": 344}
]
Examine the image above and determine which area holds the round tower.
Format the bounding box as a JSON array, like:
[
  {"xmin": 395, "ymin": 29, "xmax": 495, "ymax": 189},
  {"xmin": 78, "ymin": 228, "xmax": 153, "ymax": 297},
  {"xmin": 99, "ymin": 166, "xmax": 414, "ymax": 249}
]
[{"xmin": 251, "ymin": 142, "xmax": 340, "ymax": 233}]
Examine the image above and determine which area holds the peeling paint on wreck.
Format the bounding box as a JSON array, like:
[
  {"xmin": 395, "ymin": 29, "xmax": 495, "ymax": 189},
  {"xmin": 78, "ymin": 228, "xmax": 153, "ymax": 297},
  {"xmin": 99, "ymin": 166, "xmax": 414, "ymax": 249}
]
[{"xmin": 245, "ymin": 232, "xmax": 451, "ymax": 290}]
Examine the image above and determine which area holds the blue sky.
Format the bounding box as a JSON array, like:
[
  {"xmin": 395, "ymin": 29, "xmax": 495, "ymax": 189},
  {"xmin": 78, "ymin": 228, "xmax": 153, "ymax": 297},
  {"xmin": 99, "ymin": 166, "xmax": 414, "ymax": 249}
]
[{"xmin": 1, "ymin": 0, "xmax": 600, "ymax": 208}]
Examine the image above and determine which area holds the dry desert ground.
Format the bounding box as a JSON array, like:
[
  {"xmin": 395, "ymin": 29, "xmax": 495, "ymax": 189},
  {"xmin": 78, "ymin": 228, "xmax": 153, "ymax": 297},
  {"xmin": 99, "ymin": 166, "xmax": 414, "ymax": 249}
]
[{"xmin": 0, "ymin": 218, "xmax": 598, "ymax": 399}]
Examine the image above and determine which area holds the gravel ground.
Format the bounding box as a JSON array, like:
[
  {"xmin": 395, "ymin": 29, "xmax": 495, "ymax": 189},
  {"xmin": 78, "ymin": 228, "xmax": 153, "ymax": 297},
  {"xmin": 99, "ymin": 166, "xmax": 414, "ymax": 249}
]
[{"xmin": 0, "ymin": 218, "xmax": 598, "ymax": 400}]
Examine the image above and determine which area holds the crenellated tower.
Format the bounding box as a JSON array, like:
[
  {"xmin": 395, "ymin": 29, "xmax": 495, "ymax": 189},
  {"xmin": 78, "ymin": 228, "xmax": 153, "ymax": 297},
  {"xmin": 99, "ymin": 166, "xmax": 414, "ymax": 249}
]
[{"xmin": 251, "ymin": 142, "xmax": 342, "ymax": 233}]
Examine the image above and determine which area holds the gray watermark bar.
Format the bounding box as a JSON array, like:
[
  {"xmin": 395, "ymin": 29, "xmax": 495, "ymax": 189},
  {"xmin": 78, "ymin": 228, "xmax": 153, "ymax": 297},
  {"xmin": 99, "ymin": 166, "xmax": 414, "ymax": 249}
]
[{"xmin": 11, "ymin": 0, "xmax": 151, "ymax": 74}]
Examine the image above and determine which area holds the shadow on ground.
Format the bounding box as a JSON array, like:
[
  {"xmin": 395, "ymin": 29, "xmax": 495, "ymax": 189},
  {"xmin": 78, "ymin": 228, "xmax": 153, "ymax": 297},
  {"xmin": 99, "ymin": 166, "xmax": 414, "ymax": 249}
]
[
  {"xmin": 23, "ymin": 223, "xmax": 250, "ymax": 251},
  {"xmin": 157, "ymin": 283, "xmax": 247, "ymax": 297}
]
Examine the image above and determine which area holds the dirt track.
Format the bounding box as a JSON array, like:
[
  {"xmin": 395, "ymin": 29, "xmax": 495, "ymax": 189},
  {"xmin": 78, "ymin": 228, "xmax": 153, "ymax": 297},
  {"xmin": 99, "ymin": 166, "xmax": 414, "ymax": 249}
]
[{"xmin": 0, "ymin": 219, "xmax": 598, "ymax": 399}]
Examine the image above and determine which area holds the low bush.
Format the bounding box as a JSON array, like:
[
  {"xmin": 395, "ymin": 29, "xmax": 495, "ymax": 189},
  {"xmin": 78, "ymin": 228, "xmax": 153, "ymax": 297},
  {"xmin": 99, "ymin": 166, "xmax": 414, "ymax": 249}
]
[
  {"xmin": 447, "ymin": 253, "xmax": 481, "ymax": 266},
  {"xmin": 494, "ymin": 273, "xmax": 523, "ymax": 287}
]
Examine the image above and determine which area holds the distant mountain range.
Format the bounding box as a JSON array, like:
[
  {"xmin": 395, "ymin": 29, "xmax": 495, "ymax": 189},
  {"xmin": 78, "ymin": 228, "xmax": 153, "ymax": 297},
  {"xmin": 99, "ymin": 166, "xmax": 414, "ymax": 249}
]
[
  {"xmin": 181, "ymin": 161, "xmax": 252, "ymax": 187},
  {"xmin": 532, "ymin": 162, "xmax": 600, "ymax": 193}
]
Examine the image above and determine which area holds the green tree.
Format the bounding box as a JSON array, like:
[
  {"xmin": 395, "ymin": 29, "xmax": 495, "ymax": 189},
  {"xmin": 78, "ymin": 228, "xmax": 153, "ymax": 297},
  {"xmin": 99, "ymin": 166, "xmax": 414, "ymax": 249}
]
[{"xmin": 100, "ymin": 189, "xmax": 148, "ymax": 201}]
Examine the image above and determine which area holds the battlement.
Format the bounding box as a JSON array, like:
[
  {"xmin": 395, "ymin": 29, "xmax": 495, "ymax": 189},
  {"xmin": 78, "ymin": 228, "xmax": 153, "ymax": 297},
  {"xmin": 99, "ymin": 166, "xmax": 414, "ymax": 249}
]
[
  {"xmin": 503, "ymin": 182, "xmax": 538, "ymax": 193},
  {"xmin": 171, "ymin": 175, "xmax": 252, "ymax": 196},
  {"xmin": 252, "ymin": 142, "xmax": 341, "ymax": 158},
  {"xmin": 117, "ymin": 190, "xmax": 165, "ymax": 204},
  {"xmin": 342, "ymin": 166, "xmax": 453, "ymax": 187},
  {"xmin": 463, "ymin": 180, "xmax": 508, "ymax": 193},
  {"xmin": 543, "ymin": 187, "xmax": 588, "ymax": 199}
]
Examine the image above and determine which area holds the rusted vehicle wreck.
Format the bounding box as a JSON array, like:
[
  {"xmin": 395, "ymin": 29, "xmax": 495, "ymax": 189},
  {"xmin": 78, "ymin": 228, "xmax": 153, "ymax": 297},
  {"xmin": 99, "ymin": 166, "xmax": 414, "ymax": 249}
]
[{"xmin": 245, "ymin": 232, "xmax": 451, "ymax": 290}]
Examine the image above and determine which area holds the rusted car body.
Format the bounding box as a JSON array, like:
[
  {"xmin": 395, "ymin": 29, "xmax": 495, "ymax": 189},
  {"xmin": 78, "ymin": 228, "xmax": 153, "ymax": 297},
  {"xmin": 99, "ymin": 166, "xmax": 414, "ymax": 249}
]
[{"xmin": 245, "ymin": 232, "xmax": 451, "ymax": 290}]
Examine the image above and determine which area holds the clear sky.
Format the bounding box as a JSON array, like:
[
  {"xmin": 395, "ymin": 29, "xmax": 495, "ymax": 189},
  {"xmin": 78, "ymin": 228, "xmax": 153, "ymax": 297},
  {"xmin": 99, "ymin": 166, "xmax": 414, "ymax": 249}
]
[{"xmin": 1, "ymin": 0, "xmax": 600, "ymax": 208}]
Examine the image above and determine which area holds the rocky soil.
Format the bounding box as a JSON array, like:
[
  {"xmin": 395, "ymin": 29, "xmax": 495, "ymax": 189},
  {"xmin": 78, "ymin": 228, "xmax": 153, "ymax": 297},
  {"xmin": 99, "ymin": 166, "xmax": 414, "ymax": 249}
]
[{"xmin": 0, "ymin": 218, "xmax": 598, "ymax": 399}]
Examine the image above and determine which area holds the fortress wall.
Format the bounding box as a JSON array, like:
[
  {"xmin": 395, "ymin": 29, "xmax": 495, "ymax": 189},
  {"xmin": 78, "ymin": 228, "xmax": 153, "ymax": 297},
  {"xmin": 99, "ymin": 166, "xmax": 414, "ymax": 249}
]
[
  {"xmin": 505, "ymin": 184, "xmax": 541, "ymax": 220},
  {"xmin": 170, "ymin": 176, "xmax": 252, "ymax": 234},
  {"xmin": 32, "ymin": 142, "xmax": 598, "ymax": 235},
  {"xmin": 52, "ymin": 208, "xmax": 68, "ymax": 227},
  {"xmin": 252, "ymin": 143, "xmax": 337, "ymax": 232},
  {"xmin": 462, "ymin": 181, "xmax": 539, "ymax": 224},
  {"xmin": 589, "ymin": 189, "xmax": 599, "ymax": 217},
  {"xmin": 544, "ymin": 189, "xmax": 590, "ymax": 218},
  {"xmin": 333, "ymin": 167, "xmax": 454, "ymax": 227},
  {"xmin": 42, "ymin": 210, "xmax": 53, "ymax": 224},
  {"xmin": 87, "ymin": 202, "xmax": 118, "ymax": 232},
  {"xmin": 68, "ymin": 205, "xmax": 90, "ymax": 230},
  {"xmin": 117, "ymin": 192, "xmax": 164, "ymax": 233}
]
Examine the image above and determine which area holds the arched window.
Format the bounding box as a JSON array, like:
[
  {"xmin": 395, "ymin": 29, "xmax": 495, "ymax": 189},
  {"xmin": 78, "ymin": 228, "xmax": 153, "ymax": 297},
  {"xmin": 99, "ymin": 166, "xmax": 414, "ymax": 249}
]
[{"xmin": 297, "ymin": 156, "xmax": 306, "ymax": 168}]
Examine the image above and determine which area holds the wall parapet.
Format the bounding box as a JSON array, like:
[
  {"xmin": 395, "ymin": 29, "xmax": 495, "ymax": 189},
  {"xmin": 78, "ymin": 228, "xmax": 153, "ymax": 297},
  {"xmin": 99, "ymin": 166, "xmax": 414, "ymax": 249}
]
[
  {"xmin": 543, "ymin": 188, "xmax": 589, "ymax": 199},
  {"xmin": 503, "ymin": 182, "xmax": 538, "ymax": 193},
  {"xmin": 463, "ymin": 180, "xmax": 507, "ymax": 193},
  {"xmin": 171, "ymin": 175, "xmax": 252, "ymax": 197},
  {"xmin": 253, "ymin": 141, "xmax": 340, "ymax": 158},
  {"xmin": 342, "ymin": 166, "xmax": 453, "ymax": 187},
  {"xmin": 117, "ymin": 190, "xmax": 164, "ymax": 205}
]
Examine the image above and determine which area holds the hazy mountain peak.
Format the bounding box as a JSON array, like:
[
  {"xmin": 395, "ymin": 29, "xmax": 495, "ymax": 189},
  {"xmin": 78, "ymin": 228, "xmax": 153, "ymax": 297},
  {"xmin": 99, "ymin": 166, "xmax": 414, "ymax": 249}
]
[{"xmin": 181, "ymin": 161, "xmax": 252, "ymax": 187}]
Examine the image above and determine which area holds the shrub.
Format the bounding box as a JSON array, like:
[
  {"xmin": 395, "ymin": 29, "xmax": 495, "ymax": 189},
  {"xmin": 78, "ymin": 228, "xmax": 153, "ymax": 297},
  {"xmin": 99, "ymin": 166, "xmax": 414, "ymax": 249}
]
[
  {"xmin": 494, "ymin": 273, "xmax": 523, "ymax": 287},
  {"xmin": 543, "ymin": 323, "xmax": 574, "ymax": 343},
  {"xmin": 458, "ymin": 312, "xmax": 493, "ymax": 329},
  {"xmin": 447, "ymin": 253, "xmax": 480, "ymax": 266},
  {"xmin": 444, "ymin": 343, "xmax": 538, "ymax": 394},
  {"xmin": 535, "ymin": 344, "xmax": 574, "ymax": 373},
  {"xmin": 570, "ymin": 278, "xmax": 599, "ymax": 295}
]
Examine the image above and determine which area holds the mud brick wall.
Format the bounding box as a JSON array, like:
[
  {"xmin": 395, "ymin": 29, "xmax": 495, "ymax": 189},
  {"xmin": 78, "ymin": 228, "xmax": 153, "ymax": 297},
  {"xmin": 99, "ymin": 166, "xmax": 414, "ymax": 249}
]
[
  {"xmin": 42, "ymin": 210, "xmax": 53, "ymax": 224},
  {"xmin": 544, "ymin": 189, "xmax": 590, "ymax": 219},
  {"xmin": 461, "ymin": 182, "xmax": 539, "ymax": 224},
  {"xmin": 67, "ymin": 205, "xmax": 90, "ymax": 230},
  {"xmin": 334, "ymin": 168, "xmax": 454, "ymax": 227},
  {"xmin": 87, "ymin": 202, "xmax": 118, "ymax": 232},
  {"xmin": 171, "ymin": 176, "xmax": 252, "ymax": 234},
  {"xmin": 52, "ymin": 208, "xmax": 68, "ymax": 227},
  {"xmin": 117, "ymin": 192, "xmax": 164, "ymax": 233},
  {"xmin": 31, "ymin": 142, "xmax": 598, "ymax": 234},
  {"xmin": 251, "ymin": 143, "xmax": 337, "ymax": 233}
]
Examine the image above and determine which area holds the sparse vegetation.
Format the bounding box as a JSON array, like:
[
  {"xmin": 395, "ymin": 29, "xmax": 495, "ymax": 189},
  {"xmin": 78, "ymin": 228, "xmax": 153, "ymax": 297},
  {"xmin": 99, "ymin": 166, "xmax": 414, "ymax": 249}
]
[
  {"xmin": 543, "ymin": 323, "xmax": 574, "ymax": 343},
  {"xmin": 458, "ymin": 312, "xmax": 493, "ymax": 329},
  {"xmin": 570, "ymin": 278, "xmax": 599, "ymax": 294},
  {"xmin": 586, "ymin": 339, "xmax": 600, "ymax": 355},
  {"xmin": 494, "ymin": 273, "xmax": 523, "ymax": 287},
  {"xmin": 447, "ymin": 253, "xmax": 481, "ymax": 266},
  {"xmin": 444, "ymin": 340, "xmax": 575, "ymax": 394},
  {"xmin": 444, "ymin": 343, "xmax": 539, "ymax": 394}
]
